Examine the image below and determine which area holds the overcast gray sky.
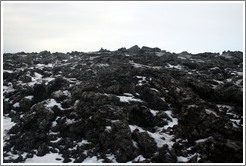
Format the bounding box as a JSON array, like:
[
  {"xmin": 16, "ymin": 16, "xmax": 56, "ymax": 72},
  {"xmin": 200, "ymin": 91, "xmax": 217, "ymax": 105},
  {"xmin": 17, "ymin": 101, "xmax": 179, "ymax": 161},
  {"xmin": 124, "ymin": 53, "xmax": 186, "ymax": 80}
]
[{"xmin": 2, "ymin": 1, "xmax": 244, "ymax": 53}]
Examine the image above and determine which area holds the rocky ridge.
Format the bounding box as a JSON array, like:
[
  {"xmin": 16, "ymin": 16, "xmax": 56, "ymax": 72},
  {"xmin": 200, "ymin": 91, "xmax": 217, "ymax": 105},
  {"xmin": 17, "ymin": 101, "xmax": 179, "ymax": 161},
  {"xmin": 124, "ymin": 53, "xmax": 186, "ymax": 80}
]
[{"xmin": 2, "ymin": 46, "xmax": 243, "ymax": 163}]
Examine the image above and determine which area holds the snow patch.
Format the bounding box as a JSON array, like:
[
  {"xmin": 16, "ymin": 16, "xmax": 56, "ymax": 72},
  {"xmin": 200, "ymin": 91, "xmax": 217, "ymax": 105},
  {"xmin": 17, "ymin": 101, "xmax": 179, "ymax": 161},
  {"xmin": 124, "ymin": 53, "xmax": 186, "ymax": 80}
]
[
  {"xmin": 25, "ymin": 153, "xmax": 63, "ymax": 163},
  {"xmin": 36, "ymin": 63, "xmax": 53, "ymax": 69},
  {"xmin": 50, "ymin": 137, "xmax": 62, "ymax": 143},
  {"xmin": 136, "ymin": 75, "xmax": 148, "ymax": 86},
  {"xmin": 25, "ymin": 95, "xmax": 34, "ymax": 100},
  {"xmin": 82, "ymin": 156, "xmax": 104, "ymax": 163},
  {"xmin": 105, "ymin": 126, "xmax": 112, "ymax": 132},
  {"xmin": 129, "ymin": 125, "xmax": 145, "ymax": 132},
  {"xmin": 150, "ymin": 109, "xmax": 159, "ymax": 116},
  {"xmin": 163, "ymin": 110, "xmax": 178, "ymax": 130},
  {"xmin": 166, "ymin": 63, "xmax": 182, "ymax": 70},
  {"xmin": 155, "ymin": 52, "xmax": 165, "ymax": 57},
  {"xmin": 78, "ymin": 140, "xmax": 90, "ymax": 146},
  {"xmin": 45, "ymin": 99, "xmax": 64, "ymax": 110},
  {"xmin": 96, "ymin": 63, "xmax": 109, "ymax": 67},
  {"xmin": 3, "ymin": 70, "xmax": 14, "ymax": 73},
  {"xmin": 132, "ymin": 155, "xmax": 146, "ymax": 162},
  {"xmin": 195, "ymin": 136, "xmax": 213, "ymax": 144},
  {"xmin": 105, "ymin": 154, "xmax": 117, "ymax": 162},
  {"xmin": 205, "ymin": 109, "xmax": 219, "ymax": 117},
  {"xmin": 130, "ymin": 61, "xmax": 162, "ymax": 69},
  {"xmin": 117, "ymin": 95, "xmax": 142, "ymax": 103},
  {"xmin": 3, "ymin": 85, "xmax": 15, "ymax": 93},
  {"xmin": 13, "ymin": 102, "xmax": 20, "ymax": 108},
  {"xmin": 3, "ymin": 116, "xmax": 16, "ymax": 145}
]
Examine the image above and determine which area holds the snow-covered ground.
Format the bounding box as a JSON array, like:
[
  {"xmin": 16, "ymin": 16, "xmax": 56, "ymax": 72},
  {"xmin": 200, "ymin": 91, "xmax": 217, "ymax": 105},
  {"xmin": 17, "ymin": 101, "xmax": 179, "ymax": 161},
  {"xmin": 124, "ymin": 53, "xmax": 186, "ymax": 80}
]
[
  {"xmin": 25, "ymin": 153, "xmax": 63, "ymax": 163},
  {"xmin": 3, "ymin": 116, "xmax": 16, "ymax": 146}
]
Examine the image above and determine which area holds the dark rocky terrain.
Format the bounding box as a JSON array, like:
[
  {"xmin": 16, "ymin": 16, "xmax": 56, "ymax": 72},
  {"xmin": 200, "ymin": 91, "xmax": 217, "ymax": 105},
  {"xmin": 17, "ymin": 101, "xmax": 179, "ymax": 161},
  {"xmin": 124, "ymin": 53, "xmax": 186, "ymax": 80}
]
[{"xmin": 2, "ymin": 46, "xmax": 243, "ymax": 163}]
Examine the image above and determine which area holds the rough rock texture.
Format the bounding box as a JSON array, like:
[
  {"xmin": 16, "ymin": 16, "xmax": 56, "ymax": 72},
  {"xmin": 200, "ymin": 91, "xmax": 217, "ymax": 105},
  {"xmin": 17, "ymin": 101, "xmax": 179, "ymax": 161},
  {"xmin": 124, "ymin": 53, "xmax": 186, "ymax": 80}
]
[{"xmin": 2, "ymin": 47, "xmax": 243, "ymax": 163}]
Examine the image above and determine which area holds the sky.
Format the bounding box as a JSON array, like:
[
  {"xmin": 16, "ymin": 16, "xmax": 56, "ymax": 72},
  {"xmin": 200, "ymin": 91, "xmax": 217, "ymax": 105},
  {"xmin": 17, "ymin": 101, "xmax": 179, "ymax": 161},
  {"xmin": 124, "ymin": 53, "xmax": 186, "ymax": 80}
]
[{"xmin": 2, "ymin": 1, "xmax": 245, "ymax": 54}]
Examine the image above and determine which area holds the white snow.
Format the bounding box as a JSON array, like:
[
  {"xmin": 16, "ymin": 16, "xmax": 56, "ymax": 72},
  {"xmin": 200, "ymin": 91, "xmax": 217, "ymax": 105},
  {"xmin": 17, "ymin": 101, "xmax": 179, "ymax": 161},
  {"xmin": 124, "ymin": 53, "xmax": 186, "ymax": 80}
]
[
  {"xmin": 130, "ymin": 60, "xmax": 162, "ymax": 69},
  {"xmin": 213, "ymin": 79, "xmax": 224, "ymax": 84},
  {"xmin": 150, "ymin": 88, "xmax": 159, "ymax": 92},
  {"xmin": 25, "ymin": 95, "xmax": 34, "ymax": 100},
  {"xmin": 28, "ymin": 72, "xmax": 43, "ymax": 86},
  {"xmin": 150, "ymin": 109, "xmax": 159, "ymax": 116},
  {"xmin": 77, "ymin": 140, "xmax": 90, "ymax": 146},
  {"xmin": 236, "ymin": 72, "xmax": 243, "ymax": 76},
  {"xmin": 45, "ymin": 99, "xmax": 64, "ymax": 110},
  {"xmin": 178, "ymin": 54, "xmax": 191, "ymax": 60},
  {"xmin": 3, "ymin": 70, "xmax": 14, "ymax": 73},
  {"xmin": 33, "ymin": 72, "xmax": 43, "ymax": 80},
  {"xmin": 132, "ymin": 155, "xmax": 146, "ymax": 162},
  {"xmin": 117, "ymin": 95, "xmax": 142, "ymax": 103},
  {"xmin": 155, "ymin": 52, "xmax": 165, "ymax": 57},
  {"xmin": 82, "ymin": 156, "xmax": 104, "ymax": 163},
  {"xmin": 3, "ymin": 85, "xmax": 15, "ymax": 93},
  {"xmin": 89, "ymin": 56, "xmax": 100, "ymax": 60},
  {"xmin": 230, "ymin": 119, "xmax": 241, "ymax": 128},
  {"xmin": 195, "ymin": 136, "xmax": 213, "ymax": 144},
  {"xmin": 96, "ymin": 63, "xmax": 109, "ymax": 67},
  {"xmin": 42, "ymin": 77, "xmax": 55, "ymax": 82},
  {"xmin": 36, "ymin": 63, "xmax": 53, "ymax": 69},
  {"xmin": 52, "ymin": 90, "xmax": 71, "ymax": 98},
  {"xmin": 129, "ymin": 125, "xmax": 145, "ymax": 132},
  {"xmin": 4, "ymin": 151, "xmax": 19, "ymax": 161},
  {"xmin": 177, "ymin": 153, "xmax": 200, "ymax": 163},
  {"xmin": 163, "ymin": 110, "xmax": 178, "ymax": 130},
  {"xmin": 147, "ymin": 130, "xmax": 175, "ymax": 149},
  {"xmin": 25, "ymin": 153, "xmax": 63, "ymax": 163},
  {"xmin": 50, "ymin": 137, "xmax": 62, "ymax": 143},
  {"xmin": 52, "ymin": 121, "xmax": 57, "ymax": 127},
  {"xmin": 130, "ymin": 109, "xmax": 178, "ymax": 149},
  {"xmin": 105, "ymin": 126, "xmax": 112, "ymax": 132},
  {"xmin": 205, "ymin": 109, "xmax": 219, "ymax": 117},
  {"xmin": 129, "ymin": 124, "xmax": 176, "ymax": 149},
  {"xmin": 176, "ymin": 87, "xmax": 181, "ymax": 93},
  {"xmin": 68, "ymin": 140, "xmax": 90, "ymax": 151},
  {"xmin": 217, "ymin": 104, "xmax": 233, "ymax": 111},
  {"xmin": 65, "ymin": 118, "xmax": 76, "ymax": 125},
  {"xmin": 136, "ymin": 76, "xmax": 148, "ymax": 86},
  {"xmin": 187, "ymin": 104, "xmax": 198, "ymax": 108},
  {"xmin": 13, "ymin": 102, "xmax": 20, "ymax": 108},
  {"xmin": 235, "ymin": 79, "xmax": 243, "ymax": 86},
  {"xmin": 123, "ymin": 93, "xmax": 134, "ymax": 97},
  {"xmin": 3, "ymin": 116, "xmax": 16, "ymax": 145},
  {"xmin": 177, "ymin": 156, "xmax": 189, "ymax": 162},
  {"xmin": 63, "ymin": 90, "xmax": 71, "ymax": 97},
  {"xmin": 105, "ymin": 154, "xmax": 117, "ymax": 162},
  {"xmin": 166, "ymin": 63, "xmax": 182, "ymax": 70},
  {"xmin": 132, "ymin": 140, "xmax": 138, "ymax": 148},
  {"xmin": 111, "ymin": 119, "xmax": 120, "ymax": 123},
  {"xmin": 210, "ymin": 67, "xmax": 220, "ymax": 70}
]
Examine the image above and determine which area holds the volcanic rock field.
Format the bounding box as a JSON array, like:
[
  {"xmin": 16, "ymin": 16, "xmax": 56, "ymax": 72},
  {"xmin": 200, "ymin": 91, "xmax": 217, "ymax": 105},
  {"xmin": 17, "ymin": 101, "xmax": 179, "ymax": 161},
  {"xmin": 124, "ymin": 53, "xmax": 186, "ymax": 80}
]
[{"xmin": 2, "ymin": 45, "xmax": 243, "ymax": 163}]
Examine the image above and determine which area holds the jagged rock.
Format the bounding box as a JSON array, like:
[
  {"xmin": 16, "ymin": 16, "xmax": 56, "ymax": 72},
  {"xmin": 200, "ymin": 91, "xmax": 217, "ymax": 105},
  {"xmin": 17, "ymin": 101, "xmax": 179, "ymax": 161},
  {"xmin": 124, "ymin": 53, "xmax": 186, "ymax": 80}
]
[
  {"xmin": 37, "ymin": 143, "xmax": 49, "ymax": 156},
  {"xmin": 152, "ymin": 144, "xmax": 177, "ymax": 162},
  {"xmin": 127, "ymin": 45, "xmax": 140, "ymax": 54},
  {"xmin": 132, "ymin": 130, "xmax": 157, "ymax": 158},
  {"xmin": 128, "ymin": 104, "xmax": 155, "ymax": 128},
  {"xmin": 140, "ymin": 46, "xmax": 161, "ymax": 53},
  {"xmin": 111, "ymin": 120, "xmax": 134, "ymax": 162},
  {"xmin": 3, "ymin": 101, "xmax": 11, "ymax": 114},
  {"xmin": 139, "ymin": 87, "xmax": 168, "ymax": 110}
]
